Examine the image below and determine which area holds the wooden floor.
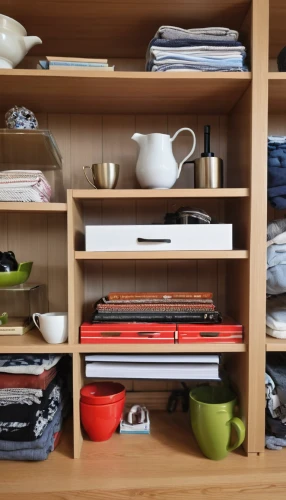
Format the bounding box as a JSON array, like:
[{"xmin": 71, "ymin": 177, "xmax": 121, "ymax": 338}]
[{"xmin": 0, "ymin": 412, "xmax": 286, "ymax": 500}]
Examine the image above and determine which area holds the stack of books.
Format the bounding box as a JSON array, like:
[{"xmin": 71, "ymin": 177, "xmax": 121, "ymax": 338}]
[
  {"xmin": 37, "ymin": 56, "xmax": 114, "ymax": 71},
  {"xmin": 91, "ymin": 291, "xmax": 221, "ymax": 324},
  {"xmin": 0, "ymin": 317, "xmax": 33, "ymax": 336}
]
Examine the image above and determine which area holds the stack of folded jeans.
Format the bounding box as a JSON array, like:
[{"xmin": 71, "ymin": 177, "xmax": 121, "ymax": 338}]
[
  {"xmin": 0, "ymin": 354, "xmax": 70, "ymax": 461},
  {"xmin": 268, "ymin": 136, "xmax": 286, "ymax": 209},
  {"xmin": 265, "ymin": 353, "xmax": 286, "ymax": 450},
  {"xmin": 146, "ymin": 26, "xmax": 248, "ymax": 72}
]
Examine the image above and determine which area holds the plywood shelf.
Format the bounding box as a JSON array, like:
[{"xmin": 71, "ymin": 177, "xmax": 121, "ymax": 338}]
[
  {"xmin": 0, "ymin": 70, "xmax": 251, "ymax": 114},
  {"xmin": 0, "ymin": 202, "xmax": 67, "ymax": 213},
  {"xmin": 75, "ymin": 250, "xmax": 248, "ymax": 260},
  {"xmin": 73, "ymin": 188, "xmax": 250, "ymax": 200},
  {"xmin": 78, "ymin": 343, "xmax": 246, "ymax": 353},
  {"xmin": 0, "ymin": 328, "xmax": 71, "ymax": 353},
  {"xmin": 266, "ymin": 336, "xmax": 286, "ymax": 351}
]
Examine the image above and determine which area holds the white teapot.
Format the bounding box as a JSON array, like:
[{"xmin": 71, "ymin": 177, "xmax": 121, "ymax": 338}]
[
  {"xmin": 132, "ymin": 128, "xmax": 196, "ymax": 189},
  {"xmin": 0, "ymin": 14, "xmax": 42, "ymax": 69}
]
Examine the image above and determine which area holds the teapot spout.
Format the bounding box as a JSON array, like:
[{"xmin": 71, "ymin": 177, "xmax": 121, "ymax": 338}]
[
  {"xmin": 131, "ymin": 133, "xmax": 145, "ymax": 145},
  {"xmin": 24, "ymin": 36, "xmax": 42, "ymax": 53}
]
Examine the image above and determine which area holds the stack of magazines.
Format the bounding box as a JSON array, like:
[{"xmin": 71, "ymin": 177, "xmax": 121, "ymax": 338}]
[
  {"xmin": 38, "ymin": 56, "xmax": 114, "ymax": 71},
  {"xmin": 91, "ymin": 292, "xmax": 221, "ymax": 324}
]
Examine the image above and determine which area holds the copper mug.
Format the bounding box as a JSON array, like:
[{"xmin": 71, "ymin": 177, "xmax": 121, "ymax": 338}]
[{"xmin": 83, "ymin": 163, "xmax": 120, "ymax": 189}]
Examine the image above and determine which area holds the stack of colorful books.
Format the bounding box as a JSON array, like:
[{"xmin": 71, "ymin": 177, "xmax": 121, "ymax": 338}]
[{"xmin": 37, "ymin": 56, "xmax": 114, "ymax": 71}]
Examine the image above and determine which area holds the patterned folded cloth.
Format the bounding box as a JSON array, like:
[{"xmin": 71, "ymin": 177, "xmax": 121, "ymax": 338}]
[
  {"xmin": 0, "ymin": 170, "xmax": 51, "ymax": 203},
  {"xmin": 151, "ymin": 64, "xmax": 246, "ymax": 72},
  {"xmin": 0, "ymin": 355, "xmax": 61, "ymax": 375},
  {"xmin": 0, "ymin": 378, "xmax": 62, "ymax": 441},
  {"xmin": 0, "ymin": 366, "xmax": 57, "ymax": 389},
  {"xmin": 0, "ymin": 388, "xmax": 43, "ymax": 406}
]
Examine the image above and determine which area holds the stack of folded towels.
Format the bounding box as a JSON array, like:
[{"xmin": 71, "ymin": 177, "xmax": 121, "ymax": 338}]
[
  {"xmin": 0, "ymin": 170, "xmax": 51, "ymax": 203},
  {"xmin": 266, "ymin": 219, "xmax": 286, "ymax": 338},
  {"xmin": 146, "ymin": 26, "xmax": 247, "ymax": 72},
  {"xmin": 92, "ymin": 291, "xmax": 221, "ymax": 324},
  {"xmin": 0, "ymin": 354, "xmax": 70, "ymax": 461},
  {"xmin": 265, "ymin": 353, "xmax": 286, "ymax": 450},
  {"xmin": 268, "ymin": 136, "xmax": 286, "ymax": 209}
]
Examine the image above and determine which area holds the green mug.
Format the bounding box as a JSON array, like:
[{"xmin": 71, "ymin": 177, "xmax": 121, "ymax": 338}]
[{"xmin": 189, "ymin": 386, "xmax": 245, "ymax": 460}]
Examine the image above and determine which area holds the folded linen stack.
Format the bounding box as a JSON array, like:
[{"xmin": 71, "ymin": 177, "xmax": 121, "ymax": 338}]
[
  {"xmin": 265, "ymin": 353, "xmax": 286, "ymax": 450},
  {"xmin": 0, "ymin": 170, "xmax": 51, "ymax": 203},
  {"xmin": 268, "ymin": 136, "xmax": 286, "ymax": 209},
  {"xmin": 91, "ymin": 291, "xmax": 221, "ymax": 323},
  {"xmin": 146, "ymin": 26, "xmax": 248, "ymax": 72},
  {"xmin": 0, "ymin": 354, "xmax": 70, "ymax": 461}
]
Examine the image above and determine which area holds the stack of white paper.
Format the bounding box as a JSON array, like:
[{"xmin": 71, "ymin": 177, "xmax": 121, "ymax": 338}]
[{"xmin": 85, "ymin": 354, "xmax": 220, "ymax": 380}]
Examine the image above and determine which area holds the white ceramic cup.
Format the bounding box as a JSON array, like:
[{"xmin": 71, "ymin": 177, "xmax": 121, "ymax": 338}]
[{"xmin": 33, "ymin": 312, "xmax": 68, "ymax": 344}]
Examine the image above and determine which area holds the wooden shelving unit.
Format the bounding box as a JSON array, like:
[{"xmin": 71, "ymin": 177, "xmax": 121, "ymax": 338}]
[{"xmin": 0, "ymin": 0, "xmax": 280, "ymax": 496}]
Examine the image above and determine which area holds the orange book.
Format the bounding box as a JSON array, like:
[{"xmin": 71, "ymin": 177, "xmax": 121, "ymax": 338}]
[{"xmin": 107, "ymin": 292, "xmax": 213, "ymax": 301}]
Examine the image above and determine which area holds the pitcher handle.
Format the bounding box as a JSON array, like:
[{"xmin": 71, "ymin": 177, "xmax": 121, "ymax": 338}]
[
  {"xmin": 227, "ymin": 417, "xmax": 246, "ymax": 452},
  {"xmin": 170, "ymin": 128, "xmax": 196, "ymax": 179},
  {"xmin": 32, "ymin": 313, "xmax": 41, "ymax": 331},
  {"xmin": 83, "ymin": 166, "xmax": 97, "ymax": 189}
]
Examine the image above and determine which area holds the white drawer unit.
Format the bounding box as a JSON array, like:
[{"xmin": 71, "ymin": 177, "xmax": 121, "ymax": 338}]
[{"xmin": 85, "ymin": 224, "xmax": 233, "ymax": 251}]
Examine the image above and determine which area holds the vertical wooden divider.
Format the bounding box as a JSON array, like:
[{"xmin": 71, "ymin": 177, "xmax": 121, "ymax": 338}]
[{"xmin": 248, "ymin": 0, "xmax": 269, "ymax": 453}]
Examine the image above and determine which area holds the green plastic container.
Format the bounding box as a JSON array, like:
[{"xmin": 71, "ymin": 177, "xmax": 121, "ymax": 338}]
[{"xmin": 0, "ymin": 262, "xmax": 33, "ymax": 287}]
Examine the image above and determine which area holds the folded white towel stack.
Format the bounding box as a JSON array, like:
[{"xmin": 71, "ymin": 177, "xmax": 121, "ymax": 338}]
[{"xmin": 0, "ymin": 170, "xmax": 51, "ymax": 202}]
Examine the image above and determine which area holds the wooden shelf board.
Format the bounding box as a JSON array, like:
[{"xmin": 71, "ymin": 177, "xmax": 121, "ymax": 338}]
[
  {"xmin": 266, "ymin": 336, "xmax": 286, "ymax": 351},
  {"xmin": 73, "ymin": 188, "xmax": 250, "ymax": 200},
  {"xmin": 0, "ymin": 202, "xmax": 67, "ymax": 213},
  {"xmin": 2, "ymin": 0, "xmax": 250, "ymax": 58},
  {"xmin": 78, "ymin": 343, "xmax": 246, "ymax": 353},
  {"xmin": 0, "ymin": 328, "xmax": 71, "ymax": 353},
  {"xmin": 75, "ymin": 250, "xmax": 248, "ymax": 260},
  {"xmin": 268, "ymin": 73, "xmax": 286, "ymax": 112},
  {"xmin": 0, "ymin": 71, "xmax": 251, "ymax": 114}
]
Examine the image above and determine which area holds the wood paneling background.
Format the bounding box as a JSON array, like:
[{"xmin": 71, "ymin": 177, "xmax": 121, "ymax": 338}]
[{"xmin": 0, "ymin": 112, "xmax": 228, "ymax": 397}]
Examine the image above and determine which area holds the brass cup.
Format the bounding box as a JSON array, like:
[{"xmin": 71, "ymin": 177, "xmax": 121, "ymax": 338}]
[{"xmin": 83, "ymin": 163, "xmax": 120, "ymax": 189}]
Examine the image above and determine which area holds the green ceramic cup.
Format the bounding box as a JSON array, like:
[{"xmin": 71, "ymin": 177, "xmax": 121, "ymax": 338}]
[{"xmin": 189, "ymin": 386, "xmax": 245, "ymax": 461}]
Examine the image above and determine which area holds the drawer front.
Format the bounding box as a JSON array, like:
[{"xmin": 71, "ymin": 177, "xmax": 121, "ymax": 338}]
[{"xmin": 85, "ymin": 225, "xmax": 233, "ymax": 251}]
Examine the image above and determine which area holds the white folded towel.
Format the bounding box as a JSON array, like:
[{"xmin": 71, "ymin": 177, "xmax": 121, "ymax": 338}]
[{"xmin": 0, "ymin": 170, "xmax": 51, "ymax": 202}]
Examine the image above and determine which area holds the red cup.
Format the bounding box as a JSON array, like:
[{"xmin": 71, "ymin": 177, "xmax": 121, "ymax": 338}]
[
  {"xmin": 81, "ymin": 382, "xmax": 125, "ymax": 405},
  {"xmin": 80, "ymin": 397, "xmax": 125, "ymax": 442}
]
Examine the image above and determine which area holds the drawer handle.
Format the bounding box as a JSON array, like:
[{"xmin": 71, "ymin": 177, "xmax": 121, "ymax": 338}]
[
  {"xmin": 200, "ymin": 332, "xmax": 219, "ymax": 337},
  {"xmin": 138, "ymin": 331, "xmax": 160, "ymax": 336},
  {"xmin": 137, "ymin": 238, "xmax": 171, "ymax": 243}
]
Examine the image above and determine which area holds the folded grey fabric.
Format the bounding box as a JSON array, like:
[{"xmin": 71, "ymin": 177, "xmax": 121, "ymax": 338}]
[
  {"xmin": 267, "ymin": 219, "xmax": 286, "ymax": 241},
  {"xmin": 156, "ymin": 26, "xmax": 239, "ymax": 41},
  {"xmin": 0, "ymin": 388, "xmax": 43, "ymax": 406},
  {"xmin": 152, "ymin": 64, "xmax": 245, "ymax": 72},
  {"xmin": 150, "ymin": 38, "xmax": 243, "ymax": 48},
  {"xmin": 266, "ymin": 296, "xmax": 286, "ymax": 335},
  {"xmin": 266, "ymin": 435, "xmax": 286, "ymax": 450},
  {"xmin": 267, "ymin": 232, "xmax": 286, "ymax": 294}
]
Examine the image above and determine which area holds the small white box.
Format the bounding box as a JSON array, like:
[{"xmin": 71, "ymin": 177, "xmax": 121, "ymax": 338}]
[{"xmin": 85, "ymin": 224, "xmax": 233, "ymax": 251}]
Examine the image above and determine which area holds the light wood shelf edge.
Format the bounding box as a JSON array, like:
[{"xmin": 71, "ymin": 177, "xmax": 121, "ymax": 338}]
[
  {"xmin": 77, "ymin": 343, "xmax": 246, "ymax": 353},
  {"xmin": 72, "ymin": 188, "xmax": 250, "ymax": 200},
  {"xmin": 0, "ymin": 202, "xmax": 67, "ymax": 212},
  {"xmin": 0, "ymin": 69, "xmax": 252, "ymax": 81},
  {"xmin": 75, "ymin": 250, "xmax": 249, "ymax": 260},
  {"xmin": 266, "ymin": 337, "xmax": 286, "ymax": 351}
]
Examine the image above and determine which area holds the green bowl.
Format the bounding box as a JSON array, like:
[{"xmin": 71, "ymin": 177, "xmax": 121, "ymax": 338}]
[{"xmin": 0, "ymin": 262, "xmax": 33, "ymax": 287}]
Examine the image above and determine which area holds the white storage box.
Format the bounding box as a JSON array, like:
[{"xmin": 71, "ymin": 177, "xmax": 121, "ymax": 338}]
[{"xmin": 85, "ymin": 224, "xmax": 233, "ymax": 251}]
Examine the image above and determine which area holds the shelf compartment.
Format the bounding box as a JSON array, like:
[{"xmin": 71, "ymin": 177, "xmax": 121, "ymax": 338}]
[
  {"xmin": 0, "ymin": 71, "xmax": 251, "ymax": 115},
  {"xmin": 0, "ymin": 202, "xmax": 67, "ymax": 212},
  {"xmin": 0, "ymin": 328, "xmax": 71, "ymax": 353},
  {"xmin": 77, "ymin": 343, "xmax": 246, "ymax": 353},
  {"xmin": 73, "ymin": 188, "xmax": 250, "ymax": 200},
  {"xmin": 75, "ymin": 250, "xmax": 248, "ymax": 260},
  {"xmin": 269, "ymin": 74, "xmax": 286, "ymax": 112}
]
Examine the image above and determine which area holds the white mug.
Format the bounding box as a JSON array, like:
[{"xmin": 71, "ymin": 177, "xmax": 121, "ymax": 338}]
[{"xmin": 33, "ymin": 312, "xmax": 68, "ymax": 344}]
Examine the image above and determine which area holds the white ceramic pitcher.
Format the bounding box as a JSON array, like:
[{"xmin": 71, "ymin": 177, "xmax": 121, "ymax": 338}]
[
  {"xmin": 132, "ymin": 128, "xmax": 196, "ymax": 189},
  {"xmin": 0, "ymin": 15, "xmax": 42, "ymax": 69}
]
